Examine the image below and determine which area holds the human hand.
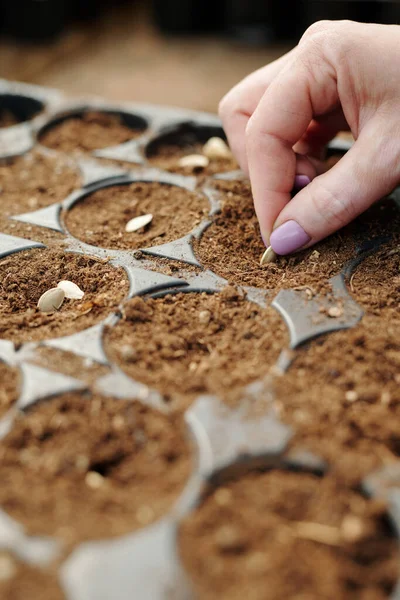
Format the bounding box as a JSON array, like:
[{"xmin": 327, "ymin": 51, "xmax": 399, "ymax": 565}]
[{"xmin": 219, "ymin": 20, "xmax": 400, "ymax": 255}]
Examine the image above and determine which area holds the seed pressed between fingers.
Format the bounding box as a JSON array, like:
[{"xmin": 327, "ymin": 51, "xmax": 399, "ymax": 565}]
[{"xmin": 260, "ymin": 246, "xmax": 277, "ymax": 266}]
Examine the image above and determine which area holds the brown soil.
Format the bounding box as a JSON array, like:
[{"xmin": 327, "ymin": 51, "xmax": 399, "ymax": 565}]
[
  {"xmin": 194, "ymin": 180, "xmax": 400, "ymax": 292},
  {"xmin": 179, "ymin": 469, "xmax": 398, "ymax": 600},
  {"xmin": 0, "ymin": 248, "xmax": 129, "ymax": 344},
  {"xmin": 39, "ymin": 111, "xmax": 144, "ymax": 153},
  {"xmin": 64, "ymin": 181, "xmax": 209, "ymax": 250},
  {"xmin": 147, "ymin": 141, "xmax": 238, "ymax": 176},
  {"xmin": 104, "ymin": 287, "xmax": 288, "ymax": 410},
  {"xmin": 0, "ymin": 392, "xmax": 191, "ymax": 546},
  {"xmin": 0, "ymin": 219, "xmax": 66, "ymax": 246},
  {"xmin": 0, "ymin": 109, "xmax": 19, "ymax": 128},
  {"xmin": 349, "ymin": 240, "xmax": 400, "ymax": 321},
  {"xmin": 0, "ymin": 363, "xmax": 20, "ymax": 418},
  {"xmin": 32, "ymin": 347, "xmax": 110, "ymax": 388},
  {"xmin": 0, "ymin": 552, "xmax": 64, "ymax": 600},
  {"xmin": 272, "ymin": 316, "xmax": 400, "ymax": 485},
  {"xmin": 0, "ymin": 151, "xmax": 81, "ymax": 216}
]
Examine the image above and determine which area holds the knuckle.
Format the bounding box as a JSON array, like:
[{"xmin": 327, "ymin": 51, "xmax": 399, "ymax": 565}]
[
  {"xmin": 310, "ymin": 181, "xmax": 354, "ymax": 229},
  {"xmin": 300, "ymin": 20, "xmax": 334, "ymax": 44}
]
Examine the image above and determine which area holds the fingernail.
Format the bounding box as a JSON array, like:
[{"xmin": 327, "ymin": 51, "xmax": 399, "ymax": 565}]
[
  {"xmin": 261, "ymin": 231, "xmax": 269, "ymax": 248},
  {"xmin": 293, "ymin": 175, "xmax": 311, "ymax": 190},
  {"xmin": 270, "ymin": 220, "xmax": 311, "ymax": 255}
]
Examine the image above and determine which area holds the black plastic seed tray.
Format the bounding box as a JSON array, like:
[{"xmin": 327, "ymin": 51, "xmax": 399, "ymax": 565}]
[{"xmin": 0, "ymin": 79, "xmax": 399, "ymax": 599}]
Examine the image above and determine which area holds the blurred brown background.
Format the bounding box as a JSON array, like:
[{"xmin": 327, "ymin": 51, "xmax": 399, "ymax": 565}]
[{"xmin": 0, "ymin": 0, "xmax": 398, "ymax": 112}]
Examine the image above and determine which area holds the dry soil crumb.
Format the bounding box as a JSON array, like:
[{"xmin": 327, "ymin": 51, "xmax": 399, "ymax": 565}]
[
  {"xmin": 64, "ymin": 181, "xmax": 209, "ymax": 250},
  {"xmin": 179, "ymin": 469, "xmax": 398, "ymax": 600},
  {"xmin": 0, "ymin": 248, "xmax": 129, "ymax": 344},
  {"xmin": 40, "ymin": 111, "xmax": 144, "ymax": 153},
  {"xmin": 273, "ymin": 316, "xmax": 400, "ymax": 484},
  {"xmin": 194, "ymin": 180, "xmax": 400, "ymax": 292},
  {"xmin": 0, "ymin": 552, "xmax": 64, "ymax": 600},
  {"xmin": 0, "ymin": 151, "xmax": 81, "ymax": 216},
  {"xmin": 349, "ymin": 240, "xmax": 400, "ymax": 321},
  {"xmin": 0, "ymin": 363, "xmax": 20, "ymax": 418},
  {"xmin": 104, "ymin": 287, "xmax": 288, "ymax": 410},
  {"xmin": 0, "ymin": 392, "xmax": 191, "ymax": 546}
]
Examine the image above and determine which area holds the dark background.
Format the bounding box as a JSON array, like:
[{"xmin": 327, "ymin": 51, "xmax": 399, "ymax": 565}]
[{"xmin": 0, "ymin": 1, "xmax": 398, "ymax": 111}]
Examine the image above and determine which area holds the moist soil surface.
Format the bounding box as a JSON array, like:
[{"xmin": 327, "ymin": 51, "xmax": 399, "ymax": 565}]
[
  {"xmin": 0, "ymin": 151, "xmax": 81, "ymax": 216},
  {"xmin": 0, "ymin": 392, "xmax": 191, "ymax": 546},
  {"xmin": 104, "ymin": 287, "xmax": 288, "ymax": 410},
  {"xmin": 0, "ymin": 553, "xmax": 64, "ymax": 600},
  {"xmin": 0, "ymin": 248, "xmax": 129, "ymax": 344},
  {"xmin": 147, "ymin": 141, "xmax": 238, "ymax": 176},
  {"xmin": 0, "ymin": 363, "xmax": 20, "ymax": 418},
  {"xmin": 39, "ymin": 111, "xmax": 144, "ymax": 153},
  {"xmin": 194, "ymin": 180, "xmax": 400, "ymax": 293},
  {"xmin": 179, "ymin": 469, "xmax": 398, "ymax": 600},
  {"xmin": 64, "ymin": 181, "xmax": 209, "ymax": 250},
  {"xmin": 272, "ymin": 315, "xmax": 400, "ymax": 485}
]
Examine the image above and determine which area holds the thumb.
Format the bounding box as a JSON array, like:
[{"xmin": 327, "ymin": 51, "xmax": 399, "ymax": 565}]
[{"xmin": 269, "ymin": 119, "xmax": 400, "ymax": 255}]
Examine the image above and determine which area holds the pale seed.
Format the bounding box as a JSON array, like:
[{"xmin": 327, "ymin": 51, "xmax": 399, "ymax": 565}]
[
  {"xmin": 327, "ymin": 306, "xmax": 343, "ymax": 318},
  {"xmin": 260, "ymin": 246, "xmax": 277, "ymax": 266},
  {"xmin": 345, "ymin": 390, "xmax": 358, "ymax": 402},
  {"xmin": 341, "ymin": 515, "xmax": 366, "ymax": 543},
  {"xmin": 125, "ymin": 213, "xmax": 153, "ymax": 233},
  {"xmin": 57, "ymin": 280, "xmax": 84, "ymax": 300},
  {"xmin": 198, "ymin": 309, "xmax": 211, "ymax": 325},
  {"xmin": 202, "ymin": 137, "xmax": 232, "ymax": 160},
  {"xmin": 178, "ymin": 154, "xmax": 209, "ymax": 169},
  {"xmin": 37, "ymin": 287, "xmax": 65, "ymax": 313},
  {"xmin": 85, "ymin": 471, "xmax": 104, "ymax": 489}
]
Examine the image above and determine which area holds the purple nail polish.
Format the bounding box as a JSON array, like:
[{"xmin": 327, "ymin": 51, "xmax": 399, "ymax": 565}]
[
  {"xmin": 293, "ymin": 175, "xmax": 311, "ymax": 190},
  {"xmin": 270, "ymin": 220, "xmax": 311, "ymax": 255}
]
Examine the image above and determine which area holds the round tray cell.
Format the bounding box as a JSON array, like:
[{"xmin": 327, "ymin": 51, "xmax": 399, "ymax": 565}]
[
  {"xmin": 39, "ymin": 109, "xmax": 147, "ymax": 153},
  {"xmin": 0, "ymin": 94, "xmax": 44, "ymax": 128},
  {"xmin": 349, "ymin": 239, "xmax": 400, "ymax": 321},
  {"xmin": 104, "ymin": 287, "xmax": 288, "ymax": 410},
  {"xmin": 0, "ymin": 552, "xmax": 64, "ymax": 600},
  {"xmin": 145, "ymin": 122, "xmax": 239, "ymax": 175},
  {"xmin": 194, "ymin": 180, "xmax": 400, "ymax": 292},
  {"xmin": 0, "ymin": 363, "xmax": 20, "ymax": 419},
  {"xmin": 0, "ymin": 150, "xmax": 81, "ymax": 217},
  {"xmin": 179, "ymin": 468, "xmax": 399, "ymax": 600},
  {"xmin": 0, "ymin": 248, "xmax": 129, "ymax": 344},
  {"xmin": 0, "ymin": 392, "xmax": 191, "ymax": 546},
  {"xmin": 272, "ymin": 316, "xmax": 400, "ymax": 484},
  {"xmin": 64, "ymin": 181, "xmax": 209, "ymax": 250}
]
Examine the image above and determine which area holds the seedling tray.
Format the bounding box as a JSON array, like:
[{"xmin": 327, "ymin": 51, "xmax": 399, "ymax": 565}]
[{"xmin": 0, "ymin": 79, "xmax": 399, "ymax": 600}]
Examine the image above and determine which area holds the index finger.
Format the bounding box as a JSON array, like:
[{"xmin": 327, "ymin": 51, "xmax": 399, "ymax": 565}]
[{"xmin": 245, "ymin": 46, "xmax": 339, "ymax": 242}]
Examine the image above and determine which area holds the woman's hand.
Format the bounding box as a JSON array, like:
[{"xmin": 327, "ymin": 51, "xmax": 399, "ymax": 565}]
[{"xmin": 219, "ymin": 20, "xmax": 400, "ymax": 254}]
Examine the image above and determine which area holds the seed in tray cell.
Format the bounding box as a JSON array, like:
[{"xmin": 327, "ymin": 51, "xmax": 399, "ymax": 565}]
[
  {"xmin": 178, "ymin": 154, "xmax": 209, "ymax": 169},
  {"xmin": 37, "ymin": 288, "xmax": 65, "ymax": 314},
  {"xmin": 125, "ymin": 213, "xmax": 153, "ymax": 233},
  {"xmin": 57, "ymin": 280, "xmax": 85, "ymax": 300},
  {"xmin": 260, "ymin": 246, "xmax": 277, "ymax": 266},
  {"xmin": 203, "ymin": 137, "xmax": 233, "ymax": 160}
]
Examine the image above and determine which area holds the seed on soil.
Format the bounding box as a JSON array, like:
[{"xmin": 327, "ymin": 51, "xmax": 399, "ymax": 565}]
[
  {"xmin": 57, "ymin": 280, "xmax": 85, "ymax": 300},
  {"xmin": 198, "ymin": 309, "xmax": 211, "ymax": 325},
  {"xmin": 327, "ymin": 305, "xmax": 344, "ymax": 318},
  {"xmin": 202, "ymin": 137, "xmax": 232, "ymax": 160},
  {"xmin": 85, "ymin": 471, "xmax": 105, "ymax": 489},
  {"xmin": 340, "ymin": 515, "xmax": 367, "ymax": 543},
  {"xmin": 125, "ymin": 213, "xmax": 153, "ymax": 233},
  {"xmin": 260, "ymin": 246, "xmax": 277, "ymax": 266},
  {"xmin": 345, "ymin": 390, "xmax": 358, "ymax": 402},
  {"xmin": 178, "ymin": 154, "xmax": 209, "ymax": 169},
  {"xmin": 37, "ymin": 288, "xmax": 65, "ymax": 313}
]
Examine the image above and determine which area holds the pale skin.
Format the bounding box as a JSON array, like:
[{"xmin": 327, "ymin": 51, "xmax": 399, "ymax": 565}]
[{"xmin": 219, "ymin": 20, "xmax": 400, "ymax": 255}]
